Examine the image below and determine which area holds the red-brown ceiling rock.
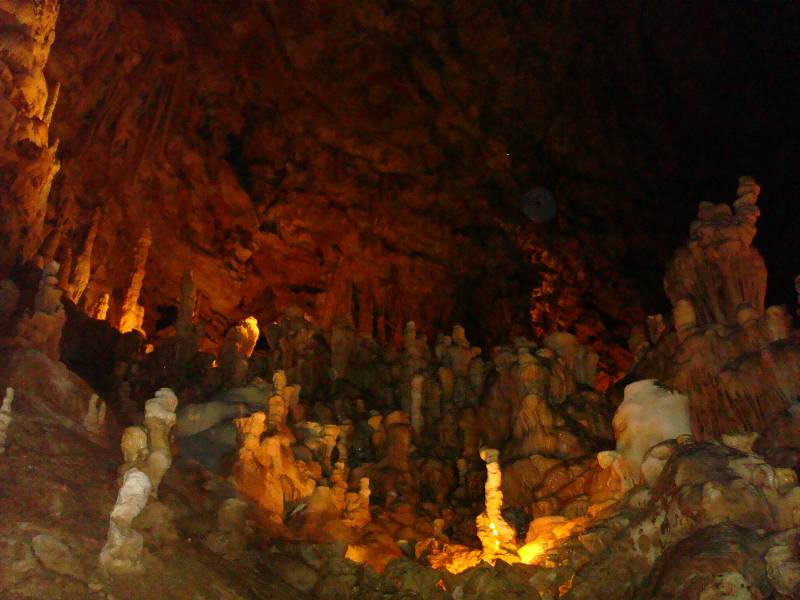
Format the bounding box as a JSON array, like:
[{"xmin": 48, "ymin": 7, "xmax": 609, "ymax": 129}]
[{"xmin": 40, "ymin": 0, "xmax": 683, "ymax": 356}]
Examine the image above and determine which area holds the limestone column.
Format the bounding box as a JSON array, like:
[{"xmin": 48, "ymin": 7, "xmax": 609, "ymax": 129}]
[{"xmin": 475, "ymin": 447, "xmax": 517, "ymax": 563}]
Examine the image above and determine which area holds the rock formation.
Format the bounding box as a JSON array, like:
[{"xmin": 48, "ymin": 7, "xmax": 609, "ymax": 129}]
[
  {"xmin": 232, "ymin": 402, "xmax": 316, "ymax": 525},
  {"xmin": 99, "ymin": 468, "xmax": 152, "ymax": 575},
  {"xmin": 559, "ymin": 441, "xmax": 800, "ymax": 600},
  {"xmin": 204, "ymin": 498, "xmax": 253, "ymax": 560},
  {"xmin": 119, "ymin": 425, "xmax": 149, "ymax": 479},
  {"xmin": 89, "ymin": 292, "xmax": 109, "ymax": 320},
  {"xmin": 82, "ymin": 392, "xmax": 106, "ymax": 436},
  {"xmin": 629, "ymin": 177, "xmax": 800, "ymax": 439},
  {"xmin": 664, "ymin": 176, "xmax": 765, "ymax": 326},
  {"xmin": 0, "ymin": 0, "xmax": 796, "ymax": 597},
  {"xmin": 219, "ymin": 316, "xmax": 259, "ymax": 386},
  {"xmin": 0, "ymin": 386, "xmax": 12, "ymax": 452},
  {"xmin": 475, "ymin": 448, "xmax": 518, "ymax": 565},
  {"xmin": 611, "ymin": 379, "xmax": 691, "ymax": 483},
  {"xmin": 141, "ymin": 388, "xmax": 178, "ymax": 498},
  {"xmin": 12, "ymin": 259, "xmax": 65, "ymax": 359},
  {"xmin": 118, "ymin": 227, "xmax": 151, "ymax": 335},
  {"xmin": 0, "ymin": 0, "xmax": 61, "ymax": 276},
  {"xmin": 66, "ymin": 207, "xmax": 100, "ymax": 304}
]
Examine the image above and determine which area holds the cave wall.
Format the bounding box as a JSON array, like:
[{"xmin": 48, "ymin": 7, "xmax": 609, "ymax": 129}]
[{"xmin": 38, "ymin": 0, "xmax": 799, "ymax": 351}]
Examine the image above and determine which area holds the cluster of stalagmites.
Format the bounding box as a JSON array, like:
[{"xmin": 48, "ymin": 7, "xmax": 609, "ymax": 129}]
[
  {"xmin": 148, "ymin": 306, "xmax": 612, "ymax": 574},
  {"xmin": 100, "ymin": 388, "xmax": 178, "ymax": 575},
  {"xmin": 628, "ymin": 177, "xmax": 800, "ymax": 458},
  {"xmin": 0, "ymin": 259, "xmax": 66, "ymax": 359},
  {"xmin": 112, "ymin": 176, "xmax": 800, "ymax": 598},
  {"xmin": 6, "ymin": 175, "xmax": 800, "ymax": 598}
]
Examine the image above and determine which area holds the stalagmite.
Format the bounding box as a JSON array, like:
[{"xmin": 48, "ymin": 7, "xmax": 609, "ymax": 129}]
[
  {"xmin": 266, "ymin": 370, "xmax": 288, "ymax": 433},
  {"xmin": 475, "ymin": 447, "xmax": 518, "ymax": 564},
  {"xmin": 119, "ymin": 426, "xmax": 149, "ymax": 479},
  {"xmin": 233, "ymin": 408, "xmax": 317, "ymax": 524},
  {"xmin": 0, "ymin": 0, "xmax": 61, "ymax": 276},
  {"xmin": 336, "ymin": 419, "xmax": 352, "ymax": 463},
  {"xmin": 410, "ymin": 373, "xmax": 424, "ymax": 439},
  {"xmin": 633, "ymin": 178, "xmax": 800, "ymax": 439},
  {"xmin": 664, "ymin": 176, "xmax": 765, "ymax": 327},
  {"xmin": 99, "ymin": 468, "xmax": 152, "ymax": 575},
  {"xmin": 321, "ymin": 424, "xmax": 340, "ymax": 473},
  {"xmin": 119, "ymin": 227, "xmax": 152, "ymax": 335},
  {"xmin": 673, "ymin": 299, "xmax": 696, "ymax": 343},
  {"xmin": 343, "ymin": 477, "xmax": 372, "ymax": 528},
  {"xmin": 612, "ymin": 379, "xmax": 692, "ymax": 483},
  {"xmin": 13, "ymin": 259, "xmax": 66, "ymax": 359},
  {"xmin": 142, "ymin": 388, "xmax": 178, "ymax": 498},
  {"xmin": 90, "ymin": 292, "xmax": 110, "ymax": 320},
  {"xmin": 0, "ymin": 387, "xmax": 13, "ymax": 453},
  {"xmin": 219, "ymin": 316, "xmax": 259, "ymax": 385},
  {"xmin": 83, "ymin": 393, "xmax": 107, "ymax": 435}
]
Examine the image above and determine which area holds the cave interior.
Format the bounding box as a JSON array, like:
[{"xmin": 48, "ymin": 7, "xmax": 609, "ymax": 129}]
[{"xmin": 1, "ymin": 1, "xmax": 800, "ymax": 599}]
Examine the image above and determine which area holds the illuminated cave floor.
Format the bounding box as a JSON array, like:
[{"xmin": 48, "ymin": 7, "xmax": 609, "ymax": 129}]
[{"xmin": 0, "ymin": 356, "xmax": 532, "ymax": 600}]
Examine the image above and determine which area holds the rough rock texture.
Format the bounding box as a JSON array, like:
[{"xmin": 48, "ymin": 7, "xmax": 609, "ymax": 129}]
[
  {"xmin": 0, "ymin": 348, "xmax": 319, "ymax": 600},
  {"xmin": 612, "ymin": 379, "xmax": 691, "ymax": 483},
  {"xmin": 627, "ymin": 179, "xmax": 800, "ymax": 440},
  {"xmin": 37, "ymin": 0, "xmax": 706, "ymax": 366},
  {"xmin": 9, "ymin": 259, "xmax": 65, "ymax": 359},
  {"xmin": 664, "ymin": 177, "xmax": 765, "ymax": 328},
  {"xmin": 558, "ymin": 441, "xmax": 800, "ymax": 600},
  {"xmin": 0, "ymin": 0, "xmax": 61, "ymax": 275}
]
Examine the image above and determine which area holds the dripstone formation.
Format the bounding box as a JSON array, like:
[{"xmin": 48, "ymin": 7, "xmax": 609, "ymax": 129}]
[{"xmin": 0, "ymin": 7, "xmax": 797, "ymax": 592}]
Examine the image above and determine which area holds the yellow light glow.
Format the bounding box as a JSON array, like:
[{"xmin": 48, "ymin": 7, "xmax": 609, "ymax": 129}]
[{"xmin": 517, "ymin": 539, "xmax": 547, "ymax": 565}]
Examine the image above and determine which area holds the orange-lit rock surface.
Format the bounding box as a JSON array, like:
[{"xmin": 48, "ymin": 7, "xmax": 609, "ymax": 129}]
[
  {"xmin": 32, "ymin": 0, "xmax": 671, "ymax": 372},
  {"xmin": 0, "ymin": 0, "xmax": 61, "ymax": 275},
  {"xmin": 4, "ymin": 181, "xmax": 800, "ymax": 599},
  {"xmin": 1, "ymin": 0, "xmax": 799, "ymax": 596}
]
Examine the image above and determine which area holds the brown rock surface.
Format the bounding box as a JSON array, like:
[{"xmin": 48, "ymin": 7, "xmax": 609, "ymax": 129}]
[
  {"xmin": 629, "ymin": 179, "xmax": 800, "ymax": 439},
  {"xmin": 0, "ymin": 0, "xmax": 61, "ymax": 275},
  {"xmin": 34, "ymin": 0, "xmax": 675, "ymax": 370}
]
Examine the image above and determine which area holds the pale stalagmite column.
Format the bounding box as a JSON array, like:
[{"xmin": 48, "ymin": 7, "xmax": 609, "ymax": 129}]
[
  {"xmin": 0, "ymin": 0, "xmax": 61, "ymax": 276},
  {"xmin": 475, "ymin": 447, "xmax": 518, "ymax": 563},
  {"xmin": 142, "ymin": 388, "xmax": 178, "ymax": 498},
  {"xmin": 219, "ymin": 316, "xmax": 259, "ymax": 385},
  {"xmin": 83, "ymin": 393, "xmax": 107, "ymax": 436},
  {"xmin": 119, "ymin": 227, "xmax": 152, "ymax": 334},
  {"xmin": 99, "ymin": 468, "xmax": 152, "ymax": 575}
]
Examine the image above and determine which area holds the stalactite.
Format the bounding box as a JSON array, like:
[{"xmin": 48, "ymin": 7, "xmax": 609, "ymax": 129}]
[
  {"xmin": 119, "ymin": 227, "xmax": 152, "ymax": 335},
  {"xmin": 67, "ymin": 207, "xmax": 101, "ymax": 304}
]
